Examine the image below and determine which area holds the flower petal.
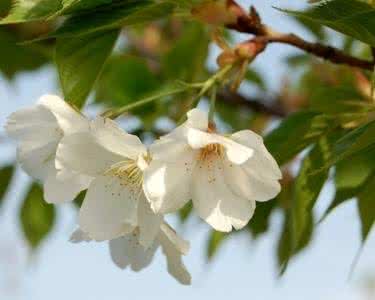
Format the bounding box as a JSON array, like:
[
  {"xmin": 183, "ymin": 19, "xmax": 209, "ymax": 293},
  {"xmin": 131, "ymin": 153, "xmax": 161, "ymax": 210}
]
[
  {"xmin": 224, "ymin": 158, "xmax": 281, "ymax": 202},
  {"xmin": 187, "ymin": 128, "xmax": 254, "ymax": 165},
  {"xmin": 38, "ymin": 95, "xmax": 88, "ymax": 135},
  {"xmin": 56, "ymin": 131, "xmax": 125, "ymax": 177},
  {"xmin": 231, "ymin": 130, "xmax": 282, "ymax": 180},
  {"xmin": 90, "ymin": 117, "xmax": 146, "ymax": 161},
  {"xmin": 43, "ymin": 168, "xmax": 92, "ymax": 204},
  {"xmin": 186, "ymin": 108, "xmax": 208, "ymax": 131},
  {"xmin": 109, "ymin": 231, "xmax": 158, "ymax": 271},
  {"xmin": 158, "ymin": 222, "xmax": 191, "ymax": 285},
  {"xmin": 69, "ymin": 228, "xmax": 92, "ymax": 243},
  {"xmin": 17, "ymin": 140, "xmax": 58, "ymax": 181},
  {"xmin": 192, "ymin": 160, "xmax": 255, "ymax": 231},
  {"xmin": 6, "ymin": 104, "xmax": 62, "ymax": 181},
  {"xmin": 143, "ymin": 147, "xmax": 195, "ymax": 214},
  {"xmin": 5, "ymin": 104, "xmax": 60, "ymax": 142},
  {"xmin": 79, "ymin": 175, "xmax": 138, "ymax": 241},
  {"xmin": 137, "ymin": 194, "xmax": 163, "ymax": 249}
]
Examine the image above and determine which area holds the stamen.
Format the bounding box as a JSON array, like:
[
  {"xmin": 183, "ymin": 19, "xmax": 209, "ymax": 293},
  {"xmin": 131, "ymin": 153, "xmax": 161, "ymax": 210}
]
[
  {"xmin": 199, "ymin": 143, "xmax": 224, "ymax": 161},
  {"xmin": 105, "ymin": 159, "xmax": 143, "ymax": 187}
]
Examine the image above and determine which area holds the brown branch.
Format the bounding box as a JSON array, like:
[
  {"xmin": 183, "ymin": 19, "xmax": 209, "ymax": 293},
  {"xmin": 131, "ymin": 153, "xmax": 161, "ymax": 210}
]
[
  {"xmin": 217, "ymin": 88, "xmax": 287, "ymax": 117},
  {"xmin": 225, "ymin": 2, "xmax": 375, "ymax": 71}
]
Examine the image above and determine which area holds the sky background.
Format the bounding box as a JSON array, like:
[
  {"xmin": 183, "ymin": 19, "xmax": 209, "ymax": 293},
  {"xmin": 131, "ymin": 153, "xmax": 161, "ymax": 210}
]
[{"xmin": 0, "ymin": 1, "xmax": 374, "ymax": 299}]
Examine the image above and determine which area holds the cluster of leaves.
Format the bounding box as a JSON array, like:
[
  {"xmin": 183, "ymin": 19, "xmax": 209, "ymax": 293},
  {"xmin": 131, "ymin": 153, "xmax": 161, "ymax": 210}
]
[{"xmin": 0, "ymin": 0, "xmax": 374, "ymax": 274}]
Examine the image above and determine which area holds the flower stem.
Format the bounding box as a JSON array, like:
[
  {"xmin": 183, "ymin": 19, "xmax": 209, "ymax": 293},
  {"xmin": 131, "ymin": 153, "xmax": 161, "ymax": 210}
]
[
  {"xmin": 208, "ymin": 85, "xmax": 217, "ymax": 122},
  {"xmin": 102, "ymin": 83, "xmax": 194, "ymax": 119}
]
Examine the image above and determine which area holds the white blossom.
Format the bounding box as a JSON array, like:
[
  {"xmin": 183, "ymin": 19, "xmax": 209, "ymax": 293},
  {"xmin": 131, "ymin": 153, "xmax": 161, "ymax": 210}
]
[
  {"xmin": 56, "ymin": 117, "xmax": 162, "ymax": 246},
  {"xmin": 70, "ymin": 221, "xmax": 191, "ymax": 285},
  {"xmin": 144, "ymin": 108, "xmax": 282, "ymax": 232},
  {"xmin": 5, "ymin": 95, "xmax": 92, "ymax": 203}
]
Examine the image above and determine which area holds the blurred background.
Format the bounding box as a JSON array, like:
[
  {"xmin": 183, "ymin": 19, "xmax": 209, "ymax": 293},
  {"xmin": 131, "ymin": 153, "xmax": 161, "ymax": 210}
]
[{"xmin": 0, "ymin": 0, "xmax": 374, "ymax": 299}]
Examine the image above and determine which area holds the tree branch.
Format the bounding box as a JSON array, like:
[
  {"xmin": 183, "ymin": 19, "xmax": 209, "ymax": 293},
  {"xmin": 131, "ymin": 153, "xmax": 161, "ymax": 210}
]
[
  {"xmin": 225, "ymin": 2, "xmax": 375, "ymax": 71},
  {"xmin": 217, "ymin": 88, "xmax": 287, "ymax": 117}
]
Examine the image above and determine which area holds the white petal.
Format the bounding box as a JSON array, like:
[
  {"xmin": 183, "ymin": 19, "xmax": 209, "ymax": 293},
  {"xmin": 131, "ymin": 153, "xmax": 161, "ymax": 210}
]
[
  {"xmin": 17, "ymin": 140, "xmax": 58, "ymax": 181},
  {"xmin": 231, "ymin": 130, "xmax": 282, "ymax": 180},
  {"xmin": 143, "ymin": 147, "xmax": 195, "ymax": 214},
  {"xmin": 192, "ymin": 160, "xmax": 255, "ymax": 231},
  {"xmin": 69, "ymin": 228, "xmax": 92, "ymax": 243},
  {"xmin": 79, "ymin": 175, "xmax": 138, "ymax": 241},
  {"xmin": 137, "ymin": 194, "xmax": 163, "ymax": 249},
  {"xmin": 158, "ymin": 222, "xmax": 191, "ymax": 285},
  {"xmin": 224, "ymin": 160, "xmax": 281, "ymax": 202},
  {"xmin": 5, "ymin": 104, "xmax": 61, "ymax": 142},
  {"xmin": 109, "ymin": 231, "xmax": 158, "ymax": 271},
  {"xmin": 186, "ymin": 108, "xmax": 208, "ymax": 131},
  {"xmin": 149, "ymin": 137, "xmax": 190, "ymax": 163},
  {"xmin": 187, "ymin": 128, "xmax": 254, "ymax": 165},
  {"xmin": 56, "ymin": 132, "xmax": 125, "ymax": 177},
  {"xmin": 38, "ymin": 95, "xmax": 89, "ymax": 135},
  {"xmin": 6, "ymin": 104, "xmax": 62, "ymax": 181},
  {"xmin": 90, "ymin": 117, "xmax": 146, "ymax": 161},
  {"xmin": 43, "ymin": 168, "xmax": 92, "ymax": 204}
]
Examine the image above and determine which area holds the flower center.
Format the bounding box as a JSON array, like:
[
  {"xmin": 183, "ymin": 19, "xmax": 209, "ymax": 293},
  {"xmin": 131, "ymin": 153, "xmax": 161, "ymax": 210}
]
[
  {"xmin": 199, "ymin": 143, "xmax": 224, "ymax": 161},
  {"xmin": 105, "ymin": 159, "xmax": 143, "ymax": 187}
]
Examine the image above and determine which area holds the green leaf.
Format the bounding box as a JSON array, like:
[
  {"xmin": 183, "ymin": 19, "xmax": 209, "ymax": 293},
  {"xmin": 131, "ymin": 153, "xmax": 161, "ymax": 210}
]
[
  {"xmin": 0, "ymin": 165, "xmax": 14, "ymax": 209},
  {"xmin": 96, "ymin": 55, "xmax": 160, "ymax": 107},
  {"xmin": 248, "ymin": 200, "xmax": 276, "ymax": 238},
  {"xmin": 278, "ymin": 0, "xmax": 375, "ymax": 47},
  {"xmin": 162, "ymin": 22, "xmax": 209, "ymax": 82},
  {"xmin": 309, "ymin": 86, "xmax": 367, "ymax": 115},
  {"xmin": 357, "ymin": 174, "xmax": 375, "ymax": 242},
  {"xmin": 59, "ymin": 0, "xmax": 113, "ymax": 15},
  {"xmin": 327, "ymin": 119, "xmax": 375, "ymax": 166},
  {"xmin": 0, "ymin": 28, "xmax": 48, "ymax": 78},
  {"xmin": 20, "ymin": 184, "xmax": 56, "ymax": 249},
  {"xmin": 291, "ymin": 136, "xmax": 333, "ymax": 249},
  {"xmin": 179, "ymin": 201, "xmax": 193, "ymax": 223},
  {"xmin": 0, "ymin": 0, "xmax": 62, "ymax": 24},
  {"xmin": 264, "ymin": 111, "xmax": 330, "ymax": 165},
  {"xmin": 321, "ymin": 148, "xmax": 375, "ymax": 221},
  {"xmin": 277, "ymin": 210, "xmax": 313, "ymax": 272},
  {"xmin": 207, "ymin": 230, "xmax": 228, "ymax": 260},
  {"xmin": 0, "ymin": 0, "xmax": 11, "ymax": 16},
  {"xmin": 51, "ymin": 1, "xmax": 175, "ymax": 38},
  {"xmin": 55, "ymin": 29, "xmax": 119, "ymax": 108},
  {"xmin": 293, "ymin": 15, "xmax": 326, "ymax": 40},
  {"xmin": 73, "ymin": 190, "xmax": 86, "ymax": 208}
]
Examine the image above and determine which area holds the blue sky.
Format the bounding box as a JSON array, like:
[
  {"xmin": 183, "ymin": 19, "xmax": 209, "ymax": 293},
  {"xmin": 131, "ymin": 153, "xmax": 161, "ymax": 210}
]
[{"xmin": 0, "ymin": 1, "xmax": 374, "ymax": 299}]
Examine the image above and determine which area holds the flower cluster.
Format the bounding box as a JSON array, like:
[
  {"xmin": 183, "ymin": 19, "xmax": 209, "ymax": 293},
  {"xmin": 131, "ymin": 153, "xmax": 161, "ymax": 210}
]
[{"xmin": 6, "ymin": 95, "xmax": 282, "ymax": 284}]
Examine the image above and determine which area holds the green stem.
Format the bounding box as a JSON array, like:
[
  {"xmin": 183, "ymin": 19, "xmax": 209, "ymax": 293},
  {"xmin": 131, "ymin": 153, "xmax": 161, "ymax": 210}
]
[
  {"xmin": 208, "ymin": 85, "xmax": 217, "ymax": 122},
  {"xmin": 102, "ymin": 84, "xmax": 191, "ymax": 119}
]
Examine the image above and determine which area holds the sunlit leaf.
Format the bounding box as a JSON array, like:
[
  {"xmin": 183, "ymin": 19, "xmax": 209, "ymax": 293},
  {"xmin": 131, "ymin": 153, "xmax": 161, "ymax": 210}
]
[
  {"xmin": 51, "ymin": 1, "xmax": 175, "ymax": 38},
  {"xmin": 278, "ymin": 0, "xmax": 375, "ymax": 47},
  {"xmin": 55, "ymin": 29, "xmax": 119, "ymax": 108}
]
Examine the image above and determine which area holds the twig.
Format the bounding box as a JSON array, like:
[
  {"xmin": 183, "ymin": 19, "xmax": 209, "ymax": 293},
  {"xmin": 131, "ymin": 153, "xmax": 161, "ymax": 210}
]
[{"xmin": 225, "ymin": 2, "xmax": 375, "ymax": 71}]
